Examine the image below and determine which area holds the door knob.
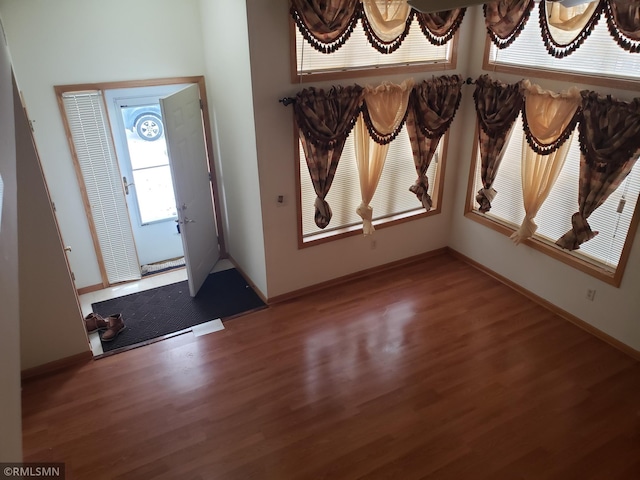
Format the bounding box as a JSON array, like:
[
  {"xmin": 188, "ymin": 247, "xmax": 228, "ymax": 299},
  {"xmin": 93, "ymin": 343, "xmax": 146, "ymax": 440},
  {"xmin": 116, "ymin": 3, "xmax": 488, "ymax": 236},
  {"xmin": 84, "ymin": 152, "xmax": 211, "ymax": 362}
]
[{"xmin": 64, "ymin": 246, "xmax": 72, "ymax": 252}]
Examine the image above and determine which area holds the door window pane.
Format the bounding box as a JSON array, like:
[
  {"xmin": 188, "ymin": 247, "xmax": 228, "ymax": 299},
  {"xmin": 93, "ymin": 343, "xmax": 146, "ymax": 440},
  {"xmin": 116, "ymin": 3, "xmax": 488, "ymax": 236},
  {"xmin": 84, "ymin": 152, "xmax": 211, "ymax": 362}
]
[
  {"xmin": 120, "ymin": 104, "xmax": 177, "ymax": 224},
  {"xmin": 132, "ymin": 165, "xmax": 177, "ymax": 224}
]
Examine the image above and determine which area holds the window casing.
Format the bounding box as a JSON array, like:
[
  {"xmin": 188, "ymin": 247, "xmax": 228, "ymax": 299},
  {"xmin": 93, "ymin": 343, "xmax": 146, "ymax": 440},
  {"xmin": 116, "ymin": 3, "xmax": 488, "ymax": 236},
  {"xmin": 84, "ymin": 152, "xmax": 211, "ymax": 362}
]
[
  {"xmin": 60, "ymin": 91, "xmax": 141, "ymax": 284},
  {"xmin": 466, "ymin": 115, "xmax": 640, "ymax": 286},
  {"xmin": 298, "ymin": 126, "xmax": 447, "ymax": 246},
  {"xmin": 474, "ymin": 5, "xmax": 640, "ymax": 286},
  {"xmin": 291, "ymin": 6, "xmax": 460, "ymax": 247},
  {"xmin": 291, "ymin": 16, "xmax": 457, "ymax": 82},
  {"xmin": 484, "ymin": 2, "xmax": 640, "ymax": 91}
]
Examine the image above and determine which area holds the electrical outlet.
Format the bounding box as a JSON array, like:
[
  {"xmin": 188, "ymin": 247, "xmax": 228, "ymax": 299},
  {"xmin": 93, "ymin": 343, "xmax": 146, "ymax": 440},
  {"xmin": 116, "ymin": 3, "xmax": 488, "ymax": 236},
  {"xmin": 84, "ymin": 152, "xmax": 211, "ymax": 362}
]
[
  {"xmin": 586, "ymin": 289, "xmax": 596, "ymax": 301},
  {"xmin": 276, "ymin": 195, "xmax": 285, "ymax": 207},
  {"xmin": 371, "ymin": 239, "xmax": 377, "ymax": 250}
]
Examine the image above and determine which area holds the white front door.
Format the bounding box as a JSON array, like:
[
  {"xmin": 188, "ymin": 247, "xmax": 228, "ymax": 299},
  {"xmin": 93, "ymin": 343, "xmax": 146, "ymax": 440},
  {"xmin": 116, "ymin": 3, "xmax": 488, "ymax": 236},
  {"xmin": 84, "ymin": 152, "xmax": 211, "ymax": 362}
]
[
  {"xmin": 105, "ymin": 86, "xmax": 189, "ymax": 267},
  {"xmin": 160, "ymin": 85, "xmax": 220, "ymax": 297}
]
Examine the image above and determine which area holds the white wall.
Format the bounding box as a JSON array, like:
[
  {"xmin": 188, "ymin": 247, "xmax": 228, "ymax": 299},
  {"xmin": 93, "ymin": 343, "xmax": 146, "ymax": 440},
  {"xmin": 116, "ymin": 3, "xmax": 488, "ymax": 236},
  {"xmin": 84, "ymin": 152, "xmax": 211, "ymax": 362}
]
[
  {"xmin": 199, "ymin": 0, "xmax": 267, "ymax": 296},
  {"xmin": 0, "ymin": 15, "xmax": 22, "ymax": 461},
  {"xmin": 0, "ymin": 0, "xmax": 207, "ymax": 288},
  {"xmin": 245, "ymin": 0, "xmax": 470, "ymax": 298},
  {"xmin": 448, "ymin": 8, "xmax": 640, "ymax": 352},
  {"xmin": 16, "ymin": 78, "xmax": 90, "ymax": 371}
]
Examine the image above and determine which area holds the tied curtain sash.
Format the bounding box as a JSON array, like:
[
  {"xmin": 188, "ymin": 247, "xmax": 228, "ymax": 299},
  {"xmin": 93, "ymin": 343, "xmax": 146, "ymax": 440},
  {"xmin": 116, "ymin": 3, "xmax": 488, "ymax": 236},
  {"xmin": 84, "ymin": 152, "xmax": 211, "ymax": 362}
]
[
  {"xmin": 355, "ymin": 79, "xmax": 414, "ymax": 234},
  {"xmin": 511, "ymin": 81, "xmax": 582, "ymax": 244},
  {"xmin": 474, "ymin": 75, "xmax": 525, "ymax": 213},
  {"xmin": 294, "ymin": 85, "xmax": 364, "ymax": 229},
  {"xmin": 406, "ymin": 75, "xmax": 464, "ymax": 210},
  {"xmin": 556, "ymin": 91, "xmax": 640, "ymax": 250}
]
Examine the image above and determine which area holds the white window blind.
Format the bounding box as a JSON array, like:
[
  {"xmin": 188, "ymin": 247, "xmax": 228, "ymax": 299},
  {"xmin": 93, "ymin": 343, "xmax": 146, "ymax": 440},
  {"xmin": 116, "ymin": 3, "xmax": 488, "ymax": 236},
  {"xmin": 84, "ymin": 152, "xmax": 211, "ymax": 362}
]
[
  {"xmin": 487, "ymin": 3, "xmax": 640, "ymax": 82},
  {"xmin": 300, "ymin": 125, "xmax": 440, "ymax": 238},
  {"xmin": 62, "ymin": 91, "xmax": 141, "ymax": 284},
  {"xmin": 296, "ymin": 17, "xmax": 451, "ymax": 76},
  {"xmin": 473, "ymin": 115, "xmax": 640, "ymax": 270}
]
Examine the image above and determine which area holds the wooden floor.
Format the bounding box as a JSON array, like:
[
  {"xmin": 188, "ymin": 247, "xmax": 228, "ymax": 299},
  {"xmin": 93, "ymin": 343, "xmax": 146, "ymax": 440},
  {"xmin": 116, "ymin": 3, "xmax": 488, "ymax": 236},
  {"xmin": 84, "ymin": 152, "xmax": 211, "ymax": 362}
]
[{"xmin": 22, "ymin": 253, "xmax": 640, "ymax": 480}]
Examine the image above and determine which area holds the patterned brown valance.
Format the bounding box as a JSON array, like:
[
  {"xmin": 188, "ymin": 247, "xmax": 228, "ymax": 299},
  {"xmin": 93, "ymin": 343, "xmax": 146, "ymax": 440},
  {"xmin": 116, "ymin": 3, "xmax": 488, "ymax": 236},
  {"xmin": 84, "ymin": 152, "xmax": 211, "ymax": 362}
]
[
  {"xmin": 578, "ymin": 91, "xmax": 640, "ymax": 173},
  {"xmin": 410, "ymin": 75, "xmax": 464, "ymax": 139},
  {"xmin": 291, "ymin": 0, "xmax": 640, "ymax": 58},
  {"xmin": 291, "ymin": 0, "xmax": 463, "ymax": 54},
  {"xmin": 293, "ymin": 85, "xmax": 364, "ymax": 147},
  {"xmin": 484, "ymin": 0, "xmax": 535, "ymax": 49},
  {"xmin": 415, "ymin": 8, "xmax": 467, "ymax": 46},
  {"xmin": 474, "ymin": 75, "xmax": 525, "ymax": 138},
  {"xmin": 290, "ymin": 0, "xmax": 361, "ymax": 54},
  {"xmin": 605, "ymin": 0, "xmax": 640, "ymax": 53}
]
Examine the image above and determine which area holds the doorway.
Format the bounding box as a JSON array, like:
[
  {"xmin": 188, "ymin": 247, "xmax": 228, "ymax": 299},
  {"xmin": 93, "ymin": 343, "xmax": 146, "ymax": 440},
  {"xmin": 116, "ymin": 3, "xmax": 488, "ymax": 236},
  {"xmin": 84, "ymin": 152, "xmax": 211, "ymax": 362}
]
[
  {"xmin": 105, "ymin": 85, "xmax": 188, "ymax": 268},
  {"xmin": 55, "ymin": 76, "xmax": 226, "ymax": 292}
]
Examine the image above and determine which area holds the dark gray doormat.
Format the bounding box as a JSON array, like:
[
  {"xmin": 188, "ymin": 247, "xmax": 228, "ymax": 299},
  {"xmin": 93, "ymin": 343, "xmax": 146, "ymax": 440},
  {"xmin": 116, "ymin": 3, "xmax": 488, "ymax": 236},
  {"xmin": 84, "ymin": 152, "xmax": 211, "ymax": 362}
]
[{"xmin": 92, "ymin": 268, "xmax": 266, "ymax": 353}]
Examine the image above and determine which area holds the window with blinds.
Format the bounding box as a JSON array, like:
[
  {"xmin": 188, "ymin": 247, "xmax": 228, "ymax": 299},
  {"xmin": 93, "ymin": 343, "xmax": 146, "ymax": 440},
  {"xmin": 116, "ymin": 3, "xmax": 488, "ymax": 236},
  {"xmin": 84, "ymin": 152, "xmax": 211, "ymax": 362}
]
[
  {"xmin": 486, "ymin": 3, "xmax": 640, "ymax": 84},
  {"xmin": 295, "ymin": 17, "xmax": 452, "ymax": 79},
  {"xmin": 299, "ymin": 125, "xmax": 442, "ymax": 241},
  {"xmin": 61, "ymin": 91, "xmax": 141, "ymax": 284},
  {"xmin": 471, "ymin": 115, "xmax": 640, "ymax": 272}
]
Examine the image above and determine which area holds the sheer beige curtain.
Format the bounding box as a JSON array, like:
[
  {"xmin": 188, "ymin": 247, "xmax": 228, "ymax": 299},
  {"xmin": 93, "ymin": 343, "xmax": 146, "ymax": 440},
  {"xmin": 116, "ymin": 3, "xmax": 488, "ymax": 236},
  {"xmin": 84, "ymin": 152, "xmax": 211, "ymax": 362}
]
[
  {"xmin": 547, "ymin": 0, "xmax": 599, "ymax": 31},
  {"xmin": 355, "ymin": 79, "xmax": 414, "ymax": 235},
  {"xmin": 540, "ymin": 0, "xmax": 602, "ymax": 57},
  {"xmin": 362, "ymin": 0, "xmax": 411, "ymax": 41},
  {"xmin": 511, "ymin": 81, "xmax": 581, "ymax": 244}
]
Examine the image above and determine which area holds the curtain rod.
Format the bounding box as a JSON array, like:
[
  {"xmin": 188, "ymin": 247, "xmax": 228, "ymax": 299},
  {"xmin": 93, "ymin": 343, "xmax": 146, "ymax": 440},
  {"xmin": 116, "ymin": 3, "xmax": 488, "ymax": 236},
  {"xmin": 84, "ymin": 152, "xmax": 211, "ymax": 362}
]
[
  {"xmin": 279, "ymin": 97, "xmax": 296, "ymax": 106},
  {"xmin": 279, "ymin": 77, "xmax": 476, "ymax": 106}
]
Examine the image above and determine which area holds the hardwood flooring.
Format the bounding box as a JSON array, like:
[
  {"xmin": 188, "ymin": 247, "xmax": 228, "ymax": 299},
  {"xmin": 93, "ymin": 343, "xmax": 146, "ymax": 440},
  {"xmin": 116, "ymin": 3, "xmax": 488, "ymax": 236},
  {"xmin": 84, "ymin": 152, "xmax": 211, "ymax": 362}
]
[{"xmin": 21, "ymin": 253, "xmax": 640, "ymax": 479}]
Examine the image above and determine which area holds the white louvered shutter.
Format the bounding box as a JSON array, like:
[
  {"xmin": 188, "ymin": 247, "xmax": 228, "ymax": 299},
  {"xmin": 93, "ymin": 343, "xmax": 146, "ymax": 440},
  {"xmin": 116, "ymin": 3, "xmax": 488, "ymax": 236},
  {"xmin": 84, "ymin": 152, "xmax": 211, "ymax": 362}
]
[{"xmin": 62, "ymin": 91, "xmax": 141, "ymax": 283}]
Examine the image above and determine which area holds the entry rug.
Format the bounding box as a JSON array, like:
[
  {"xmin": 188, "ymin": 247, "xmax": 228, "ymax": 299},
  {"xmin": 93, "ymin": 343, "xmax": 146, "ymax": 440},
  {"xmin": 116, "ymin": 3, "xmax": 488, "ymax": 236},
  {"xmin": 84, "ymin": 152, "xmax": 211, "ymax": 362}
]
[{"xmin": 92, "ymin": 268, "xmax": 266, "ymax": 353}]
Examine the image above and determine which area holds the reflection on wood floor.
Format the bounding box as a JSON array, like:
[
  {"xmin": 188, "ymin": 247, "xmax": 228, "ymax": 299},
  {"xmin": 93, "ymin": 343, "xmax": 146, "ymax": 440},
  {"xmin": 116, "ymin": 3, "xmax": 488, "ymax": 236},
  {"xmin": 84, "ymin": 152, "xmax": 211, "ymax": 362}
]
[{"xmin": 22, "ymin": 253, "xmax": 640, "ymax": 480}]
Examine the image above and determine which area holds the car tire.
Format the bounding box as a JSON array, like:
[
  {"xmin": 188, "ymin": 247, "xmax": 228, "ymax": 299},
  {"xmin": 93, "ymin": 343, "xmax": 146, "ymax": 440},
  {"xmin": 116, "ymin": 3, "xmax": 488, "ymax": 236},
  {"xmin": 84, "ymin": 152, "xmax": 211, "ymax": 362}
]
[{"xmin": 135, "ymin": 114, "xmax": 163, "ymax": 141}]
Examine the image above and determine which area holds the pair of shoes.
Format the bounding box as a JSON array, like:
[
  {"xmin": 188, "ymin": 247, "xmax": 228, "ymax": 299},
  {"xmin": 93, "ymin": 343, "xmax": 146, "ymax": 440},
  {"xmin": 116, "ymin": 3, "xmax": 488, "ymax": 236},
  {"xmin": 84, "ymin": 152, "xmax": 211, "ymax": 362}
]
[
  {"xmin": 84, "ymin": 313, "xmax": 108, "ymax": 334},
  {"xmin": 101, "ymin": 313, "xmax": 126, "ymax": 342}
]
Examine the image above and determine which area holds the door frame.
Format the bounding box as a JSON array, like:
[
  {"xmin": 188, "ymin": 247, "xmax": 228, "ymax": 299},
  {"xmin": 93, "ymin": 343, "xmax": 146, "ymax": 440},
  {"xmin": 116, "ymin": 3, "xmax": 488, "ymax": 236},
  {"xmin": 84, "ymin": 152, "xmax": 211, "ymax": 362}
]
[{"xmin": 55, "ymin": 76, "xmax": 226, "ymax": 289}]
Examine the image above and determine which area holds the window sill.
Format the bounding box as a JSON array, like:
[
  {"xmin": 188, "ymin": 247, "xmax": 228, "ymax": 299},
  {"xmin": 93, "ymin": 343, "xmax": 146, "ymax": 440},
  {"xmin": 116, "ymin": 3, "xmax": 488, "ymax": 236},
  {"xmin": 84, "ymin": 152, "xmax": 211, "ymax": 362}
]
[
  {"xmin": 299, "ymin": 206, "xmax": 440, "ymax": 249},
  {"xmin": 482, "ymin": 39, "xmax": 640, "ymax": 92},
  {"xmin": 464, "ymin": 209, "xmax": 628, "ymax": 287},
  {"xmin": 293, "ymin": 60, "xmax": 456, "ymax": 84}
]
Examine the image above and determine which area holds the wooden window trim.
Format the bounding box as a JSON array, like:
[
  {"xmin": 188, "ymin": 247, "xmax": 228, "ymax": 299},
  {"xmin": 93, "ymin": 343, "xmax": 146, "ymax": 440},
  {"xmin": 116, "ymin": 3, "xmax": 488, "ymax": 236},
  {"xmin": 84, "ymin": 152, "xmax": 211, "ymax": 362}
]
[
  {"xmin": 290, "ymin": 17, "xmax": 459, "ymax": 84},
  {"xmin": 295, "ymin": 117, "xmax": 450, "ymax": 249},
  {"xmin": 55, "ymin": 76, "xmax": 227, "ymax": 286},
  {"xmin": 464, "ymin": 127, "xmax": 640, "ymax": 287}
]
